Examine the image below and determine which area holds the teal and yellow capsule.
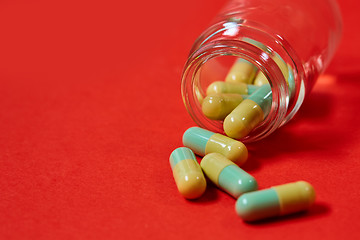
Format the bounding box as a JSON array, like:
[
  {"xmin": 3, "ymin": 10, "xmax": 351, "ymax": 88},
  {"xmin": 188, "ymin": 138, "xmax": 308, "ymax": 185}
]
[
  {"xmin": 235, "ymin": 181, "xmax": 316, "ymax": 221},
  {"xmin": 183, "ymin": 127, "xmax": 248, "ymax": 166},
  {"xmin": 202, "ymin": 93, "xmax": 245, "ymax": 120},
  {"xmin": 169, "ymin": 147, "xmax": 207, "ymax": 199},
  {"xmin": 223, "ymin": 84, "xmax": 272, "ymax": 139},
  {"xmin": 206, "ymin": 81, "xmax": 258, "ymax": 96},
  {"xmin": 200, "ymin": 153, "xmax": 257, "ymax": 198}
]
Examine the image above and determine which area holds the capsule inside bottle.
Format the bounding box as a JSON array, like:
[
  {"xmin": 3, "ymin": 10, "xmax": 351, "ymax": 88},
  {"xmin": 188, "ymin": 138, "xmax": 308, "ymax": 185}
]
[{"xmin": 182, "ymin": 37, "xmax": 296, "ymax": 141}]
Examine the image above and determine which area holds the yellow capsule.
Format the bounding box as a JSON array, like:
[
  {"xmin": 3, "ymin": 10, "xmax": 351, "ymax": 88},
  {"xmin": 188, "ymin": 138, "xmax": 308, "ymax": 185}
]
[
  {"xmin": 206, "ymin": 81, "xmax": 258, "ymax": 96},
  {"xmin": 225, "ymin": 59, "xmax": 257, "ymax": 84},
  {"xmin": 202, "ymin": 93, "xmax": 244, "ymax": 120},
  {"xmin": 223, "ymin": 99, "xmax": 264, "ymax": 139},
  {"xmin": 223, "ymin": 84, "xmax": 271, "ymax": 139},
  {"xmin": 253, "ymin": 71, "xmax": 269, "ymax": 86},
  {"xmin": 169, "ymin": 147, "xmax": 207, "ymax": 199}
]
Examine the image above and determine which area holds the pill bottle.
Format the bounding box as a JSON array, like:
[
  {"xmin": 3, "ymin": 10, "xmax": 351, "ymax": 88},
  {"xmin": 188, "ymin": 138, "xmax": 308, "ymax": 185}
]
[{"xmin": 181, "ymin": 0, "xmax": 342, "ymax": 142}]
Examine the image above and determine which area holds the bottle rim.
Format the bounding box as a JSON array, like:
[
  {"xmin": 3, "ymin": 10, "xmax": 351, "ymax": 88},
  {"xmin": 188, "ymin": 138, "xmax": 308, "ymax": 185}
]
[{"xmin": 181, "ymin": 20, "xmax": 306, "ymax": 142}]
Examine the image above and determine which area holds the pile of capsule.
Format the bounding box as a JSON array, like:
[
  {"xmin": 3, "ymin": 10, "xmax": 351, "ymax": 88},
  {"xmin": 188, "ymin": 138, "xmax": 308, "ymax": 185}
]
[
  {"xmin": 200, "ymin": 38, "xmax": 295, "ymax": 139},
  {"xmin": 170, "ymin": 127, "xmax": 315, "ymax": 222},
  {"xmin": 170, "ymin": 50, "xmax": 313, "ymax": 222}
]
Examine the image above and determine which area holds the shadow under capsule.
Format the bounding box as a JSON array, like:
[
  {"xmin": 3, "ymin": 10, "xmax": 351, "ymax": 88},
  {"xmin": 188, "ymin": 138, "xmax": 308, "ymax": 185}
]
[{"xmin": 241, "ymin": 202, "xmax": 331, "ymax": 226}]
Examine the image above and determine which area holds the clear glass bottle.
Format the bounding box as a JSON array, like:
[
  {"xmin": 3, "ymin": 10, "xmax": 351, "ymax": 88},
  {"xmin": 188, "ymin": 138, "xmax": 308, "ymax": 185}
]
[{"xmin": 181, "ymin": 0, "xmax": 342, "ymax": 142}]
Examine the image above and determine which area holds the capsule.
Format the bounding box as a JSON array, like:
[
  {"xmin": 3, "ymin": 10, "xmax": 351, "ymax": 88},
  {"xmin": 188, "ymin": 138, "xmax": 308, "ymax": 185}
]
[
  {"xmin": 200, "ymin": 153, "xmax": 257, "ymax": 198},
  {"xmin": 183, "ymin": 127, "xmax": 248, "ymax": 166},
  {"xmin": 225, "ymin": 59, "xmax": 257, "ymax": 84},
  {"xmin": 253, "ymin": 71, "xmax": 268, "ymax": 86},
  {"xmin": 223, "ymin": 84, "xmax": 272, "ymax": 139},
  {"xmin": 235, "ymin": 181, "xmax": 316, "ymax": 221},
  {"xmin": 206, "ymin": 81, "xmax": 258, "ymax": 96},
  {"xmin": 202, "ymin": 93, "xmax": 245, "ymax": 120},
  {"xmin": 169, "ymin": 147, "xmax": 207, "ymax": 199}
]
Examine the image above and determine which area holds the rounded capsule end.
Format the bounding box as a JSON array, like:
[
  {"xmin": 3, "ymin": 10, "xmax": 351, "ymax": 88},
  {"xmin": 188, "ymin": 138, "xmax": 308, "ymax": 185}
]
[
  {"xmin": 176, "ymin": 172, "xmax": 207, "ymax": 199},
  {"xmin": 218, "ymin": 165, "xmax": 258, "ymax": 198},
  {"xmin": 182, "ymin": 127, "xmax": 214, "ymax": 156},
  {"xmin": 230, "ymin": 173, "xmax": 258, "ymax": 198},
  {"xmin": 225, "ymin": 141, "xmax": 248, "ymax": 166},
  {"xmin": 235, "ymin": 189, "xmax": 281, "ymax": 222},
  {"xmin": 202, "ymin": 94, "xmax": 244, "ymax": 120},
  {"xmin": 253, "ymin": 71, "xmax": 269, "ymax": 86},
  {"xmin": 296, "ymin": 181, "xmax": 316, "ymax": 207},
  {"xmin": 223, "ymin": 115, "xmax": 251, "ymax": 139},
  {"xmin": 223, "ymin": 99, "xmax": 264, "ymax": 139},
  {"xmin": 236, "ymin": 194, "xmax": 257, "ymax": 221},
  {"xmin": 206, "ymin": 82, "xmax": 223, "ymax": 95},
  {"xmin": 241, "ymin": 176, "xmax": 258, "ymax": 193},
  {"xmin": 201, "ymin": 95, "xmax": 225, "ymax": 120}
]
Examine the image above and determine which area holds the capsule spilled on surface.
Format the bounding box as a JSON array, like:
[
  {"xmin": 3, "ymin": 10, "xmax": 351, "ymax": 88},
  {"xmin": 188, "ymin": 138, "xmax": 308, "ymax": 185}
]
[
  {"xmin": 235, "ymin": 181, "xmax": 316, "ymax": 221},
  {"xmin": 201, "ymin": 153, "xmax": 257, "ymax": 198},
  {"xmin": 169, "ymin": 147, "xmax": 207, "ymax": 199},
  {"xmin": 183, "ymin": 127, "xmax": 248, "ymax": 166}
]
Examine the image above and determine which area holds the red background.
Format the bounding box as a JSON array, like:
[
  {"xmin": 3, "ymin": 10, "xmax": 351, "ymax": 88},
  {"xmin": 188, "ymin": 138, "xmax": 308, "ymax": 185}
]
[{"xmin": 0, "ymin": 0, "xmax": 359, "ymax": 239}]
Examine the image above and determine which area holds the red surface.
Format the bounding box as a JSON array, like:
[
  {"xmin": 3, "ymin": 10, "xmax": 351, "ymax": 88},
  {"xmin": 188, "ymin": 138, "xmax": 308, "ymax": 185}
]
[{"xmin": 0, "ymin": 0, "xmax": 359, "ymax": 239}]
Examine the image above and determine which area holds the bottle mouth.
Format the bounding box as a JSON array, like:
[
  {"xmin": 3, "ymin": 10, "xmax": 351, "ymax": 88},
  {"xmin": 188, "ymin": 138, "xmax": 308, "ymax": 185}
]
[{"xmin": 181, "ymin": 20, "xmax": 305, "ymax": 142}]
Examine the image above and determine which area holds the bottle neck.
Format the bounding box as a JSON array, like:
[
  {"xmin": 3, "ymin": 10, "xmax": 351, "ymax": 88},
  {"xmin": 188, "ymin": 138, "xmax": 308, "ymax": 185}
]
[{"xmin": 181, "ymin": 19, "xmax": 306, "ymax": 142}]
